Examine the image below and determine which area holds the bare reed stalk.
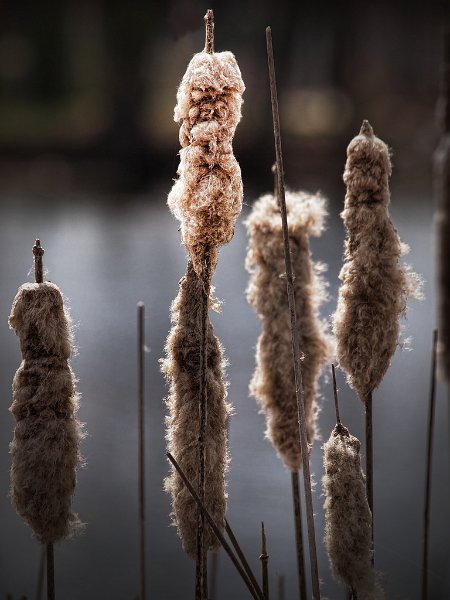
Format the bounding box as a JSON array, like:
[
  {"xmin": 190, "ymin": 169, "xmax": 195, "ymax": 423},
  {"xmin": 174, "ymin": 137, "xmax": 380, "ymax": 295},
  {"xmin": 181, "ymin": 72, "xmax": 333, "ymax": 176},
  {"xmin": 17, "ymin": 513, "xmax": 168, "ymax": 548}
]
[
  {"xmin": 421, "ymin": 330, "xmax": 438, "ymax": 599},
  {"xmin": 209, "ymin": 551, "xmax": 219, "ymax": 600},
  {"xmin": 265, "ymin": 26, "xmax": 324, "ymax": 599},
  {"xmin": 323, "ymin": 423, "xmax": 384, "ymax": 599},
  {"xmin": 36, "ymin": 545, "xmax": 45, "ymax": 600},
  {"xmin": 436, "ymin": 26, "xmax": 450, "ymax": 380},
  {"xmin": 9, "ymin": 240, "xmax": 85, "ymax": 600},
  {"xmin": 137, "ymin": 302, "xmax": 146, "ymax": 600},
  {"xmin": 277, "ymin": 575, "xmax": 285, "ymax": 600},
  {"xmin": 167, "ymin": 452, "xmax": 264, "ymax": 600},
  {"xmin": 225, "ymin": 519, "xmax": 264, "ymax": 598},
  {"xmin": 333, "ymin": 120, "xmax": 422, "ymax": 560},
  {"xmin": 260, "ymin": 522, "xmax": 269, "ymax": 600},
  {"xmin": 291, "ymin": 471, "xmax": 307, "ymax": 600}
]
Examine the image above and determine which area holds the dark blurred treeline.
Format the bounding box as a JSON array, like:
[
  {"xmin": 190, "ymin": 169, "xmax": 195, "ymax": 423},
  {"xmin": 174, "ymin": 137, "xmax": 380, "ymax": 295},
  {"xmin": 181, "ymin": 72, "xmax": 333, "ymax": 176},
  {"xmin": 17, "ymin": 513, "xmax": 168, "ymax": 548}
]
[{"xmin": 0, "ymin": 0, "xmax": 446, "ymax": 196}]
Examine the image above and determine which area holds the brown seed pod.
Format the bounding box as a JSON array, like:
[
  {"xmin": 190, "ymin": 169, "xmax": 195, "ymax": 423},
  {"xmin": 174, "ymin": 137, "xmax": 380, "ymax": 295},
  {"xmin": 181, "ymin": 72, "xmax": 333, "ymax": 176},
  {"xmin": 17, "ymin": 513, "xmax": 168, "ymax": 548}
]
[
  {"xmin": 246, "ymin": 191, "xmax": 333, "ymax": 470},
  {"xmin": 333, "ymin": 121, "xmax": 422, "ymax": 400},
  {"xmin": 9, "ymin": 282, "xmax": 84, "ymax": 544},
  {"xmin": 168, "ymin": 50, "xmax": 245, "ymax": 277}
]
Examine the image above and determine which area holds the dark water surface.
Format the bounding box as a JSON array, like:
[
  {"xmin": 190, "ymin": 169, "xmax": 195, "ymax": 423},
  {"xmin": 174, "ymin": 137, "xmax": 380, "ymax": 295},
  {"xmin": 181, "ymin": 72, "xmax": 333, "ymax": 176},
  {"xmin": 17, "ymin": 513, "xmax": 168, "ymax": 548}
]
[{"xmin": 0, "ymin": 190, "xmax": 448, "ymax": 599}]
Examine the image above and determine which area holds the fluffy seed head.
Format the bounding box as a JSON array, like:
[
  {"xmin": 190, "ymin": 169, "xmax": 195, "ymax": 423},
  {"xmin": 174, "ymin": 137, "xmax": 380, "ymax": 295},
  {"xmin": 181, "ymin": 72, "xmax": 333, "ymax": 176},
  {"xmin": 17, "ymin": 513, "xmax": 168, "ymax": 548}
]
[
  {"xmin": 246, "ymin": 191, "xmax": 333, "ymax": 470},
  {"xmin": 333, "ymin": 121, "xmax": 422, "ymax": 399},
  {"xmin": 9, "ymin": 282, "xmax": 84, "ymax": 544}
]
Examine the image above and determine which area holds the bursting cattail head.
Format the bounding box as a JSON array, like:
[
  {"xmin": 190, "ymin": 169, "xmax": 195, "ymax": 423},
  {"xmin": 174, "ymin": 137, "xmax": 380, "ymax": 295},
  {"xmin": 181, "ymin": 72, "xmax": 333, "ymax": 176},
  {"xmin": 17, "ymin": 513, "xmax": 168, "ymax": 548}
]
[
  {"xmin": 162, "ymin": 262, "xmax": 231, "ymax": 557},
  {"xmin": 323, "ymin": 424, "xmax": 384, "ymax": 598},
  {"xmin": 246, "ymin": 191, "xmax": 333, "ymax": 470},
  {"xmin": 9, "ymin": 282, "xmax": 84, "ymax": 544},
  {"xmin": 333, "ymin": 121, "xmax": 422, "ymax": 399},
  {"xmin": 168, "ymin": 49, "xmax": 245, "ymax": 276}
]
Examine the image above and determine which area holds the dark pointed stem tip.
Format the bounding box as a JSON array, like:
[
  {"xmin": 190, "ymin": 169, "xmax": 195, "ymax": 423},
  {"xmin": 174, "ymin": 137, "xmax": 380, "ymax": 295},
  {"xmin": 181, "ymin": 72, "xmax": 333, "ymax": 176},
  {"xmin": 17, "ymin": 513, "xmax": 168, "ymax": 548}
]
[
  {"xmin": 33, "ymin": 239, "xmax": 44, "ymax": 257},
  {"xmin": 204, "ymin": 9, "xmax": 214, "ymax": 54},
  {"xmin": 360, "ymin": 120, "xmax": 374, "ymax": 138}
]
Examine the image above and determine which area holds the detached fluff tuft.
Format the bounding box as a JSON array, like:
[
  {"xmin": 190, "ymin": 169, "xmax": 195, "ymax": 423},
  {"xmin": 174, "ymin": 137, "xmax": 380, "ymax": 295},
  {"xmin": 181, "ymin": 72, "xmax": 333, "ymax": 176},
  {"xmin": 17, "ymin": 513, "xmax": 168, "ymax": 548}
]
[
  {"xmin": 162, "ymin": 262, "xmax": 231, "ymax": 557},
  {"xmin": 167, "ymin": 50, "xmax": 245, "ymax": 276},
  {"xmin": 333, "ymin": 121, "xmax": 422, "ymax": 399},
  {"xmin": 9, "ymin": 282, "xmax": 84, "ymax": 544},
  {"xmin": 246, "ymin": 191, "xmax": 333, "ymax": 471},
  {"xmin": 323, "ymin": 424, "xmax": 384, "ymax": 599}
]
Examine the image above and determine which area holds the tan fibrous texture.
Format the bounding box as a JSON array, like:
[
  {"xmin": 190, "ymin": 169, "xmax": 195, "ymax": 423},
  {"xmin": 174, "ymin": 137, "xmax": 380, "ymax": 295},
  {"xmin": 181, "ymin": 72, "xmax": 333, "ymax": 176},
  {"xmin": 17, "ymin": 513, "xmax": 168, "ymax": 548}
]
[
  {"xmin": 436, "ymin": 133, "xmax": 450, "ymax": 381},
  {"xmin": 8, "ymin": 282, "xmax": 84, "ymax": 544},
  {"xmin": 333, "ymin": 122, "xmax": 422, "ymax": 400},
  {"xmin": 162, "ymin": 262, "xmax": 231, "ymax": 557},
  {"xmin": 167, "ymin": 50, "xmax": 245, "ymax": 276},
  {"xmin": 323, "ymin": 425, "xmax": 384, "ymax": 599},
  {"xmin": 245, "ymin": 191, "xmax": 333, "ymax": 471}
]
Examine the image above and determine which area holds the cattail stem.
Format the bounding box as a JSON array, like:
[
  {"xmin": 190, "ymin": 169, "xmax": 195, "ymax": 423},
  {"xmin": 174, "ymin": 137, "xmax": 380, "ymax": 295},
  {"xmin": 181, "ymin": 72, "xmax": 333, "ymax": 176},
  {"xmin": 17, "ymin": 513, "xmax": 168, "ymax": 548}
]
[
  {"xmin": 204, "ymin": 9, "xmax": 214, "ymax": 54},
  {"xmin": 46, "ymin": 543, "xmax": 55, "ymax": 600},
  {"xmin": 277, "ymin": 575, "xmax": 285, "ymax": 600},
  {"xmin": 138, "ymin": 302, "xmax": 146, "ymax": 600},
  {"xmin": 209, "ymin": 551, "xmax": 219, "ymax": 600},
  {"xmin": 332, "ymin": 365, "xmax": 341, "ymax": 426},
  {"xmin": 167, "ymin": 452, "xmax": 264, "ymax": 600},
  {"xmin": 36, "ymin": 545, "xmax": 45, "ymax": 600},
  {"xmin": 266, "ymin": 26, "xmax": 321, "ymax": 599},
  {"xmin": 291, "ymin": 471, "xmax": 307, "ymax": 600},
  {"xmin": 260, "ymin": 522, "xmax": 269, "ymax": 600},
  {"xmin": 33, "ymin": 239, "xmax": 44, "ymax": 284},
  {"xmin": 196, "ymin": 249, "xmax": 211, "ymax": 600},
  {"xmin": 225, "ymin": 519, "xmax": 264, "ymax": 599},
  {"xmin": 421, "ymin": 329, "xmax": 438, "ymax": 600},
  {"xmin": 364, "ymin": 392, "xmax": 374, "ymax": 566}
]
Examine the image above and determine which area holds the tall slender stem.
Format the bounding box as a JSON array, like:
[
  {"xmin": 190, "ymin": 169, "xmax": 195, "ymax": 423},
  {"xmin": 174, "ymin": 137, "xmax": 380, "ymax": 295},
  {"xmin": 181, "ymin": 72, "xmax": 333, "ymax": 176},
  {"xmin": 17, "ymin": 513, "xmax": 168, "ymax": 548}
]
[
  {"xmin": 332, "ymin": 364, "xmax": 341, "ymax": 425},
  {"xmin": 421, "ymin": 329, "xmax": 438, "ymax": 600},
  {"xmin": 260, "ymin": 522, "xmax": 269, "ymax": 600},
  {"xmin": 291, "ymin": 471, "xmax": 307, "ymax": 600},
  {"xmin": 33, "ymin": 240, "xmax": 44, "ymax": 284},
  {"xmin": 266, "ymin": 26, "xmax": 321, "ymax": 599},
  {"xmin": 197, "ymin": 248, "xmax": 211, "ymax": 600},
  {"xmin": 365, "ymin": 392, "xmax": 374, "ymax": 566},
  {"xmin": 46, "ymin": 543, "xmax": 55, "ymax": 600},
  {"xmin": 225, "ymin": 519, "xmax": 265, "ymax": 599},
  {"xmin": 36, "ymin": 545, "xmax": 45, "ymax": 600},
  {"xmin": 167, "ymin": 452, "xmax": 264, "ymax": 600},
  {"xmin": 209, "ymin": 551, "xmax": 219, "ymax": 600},
  {"xmin": 138, "ymin": 302, "xmax": 146, "ymax": 600}
]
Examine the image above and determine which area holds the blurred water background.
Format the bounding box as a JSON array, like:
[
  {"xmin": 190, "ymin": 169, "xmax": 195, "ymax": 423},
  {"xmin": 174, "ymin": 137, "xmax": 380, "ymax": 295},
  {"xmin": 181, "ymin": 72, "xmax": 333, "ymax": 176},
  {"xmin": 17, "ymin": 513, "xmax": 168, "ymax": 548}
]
[{"xmin": 0, "ymin": 1, "xmax": 448, "ymax": 599}]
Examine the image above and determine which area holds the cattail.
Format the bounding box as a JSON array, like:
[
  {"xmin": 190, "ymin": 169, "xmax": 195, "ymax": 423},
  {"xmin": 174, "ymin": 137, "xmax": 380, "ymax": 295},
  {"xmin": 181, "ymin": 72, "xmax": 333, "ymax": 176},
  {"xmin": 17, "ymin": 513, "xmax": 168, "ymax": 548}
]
[
  {"xmin": 8, "ymin": 282, "xmax": 84, "ymax": 544},
  {"xmin": 333, "ymin": 121, "xmax": 422, "ymax": 400},
  {"xmin": 167, "ymin": 40, "xmax": 245, "ymax": 277},
  {"xmin": 246, "ymin": 191, "xmax": 333, "ymax": 470},
  {"xmin": 162, "ymin": 261, "xmax": 230, "ymax": 557},
  {"xmin": 323, "ymin": 424, "xmax": 384, "ymax": 599}
]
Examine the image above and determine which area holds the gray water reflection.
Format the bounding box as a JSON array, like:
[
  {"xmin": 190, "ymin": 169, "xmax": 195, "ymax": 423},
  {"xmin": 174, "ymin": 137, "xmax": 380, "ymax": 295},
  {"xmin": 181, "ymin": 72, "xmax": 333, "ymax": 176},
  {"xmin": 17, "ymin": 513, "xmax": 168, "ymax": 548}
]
[{"xmin": 0, "ymin": 192, "xmax": 448, "ymax": 599}]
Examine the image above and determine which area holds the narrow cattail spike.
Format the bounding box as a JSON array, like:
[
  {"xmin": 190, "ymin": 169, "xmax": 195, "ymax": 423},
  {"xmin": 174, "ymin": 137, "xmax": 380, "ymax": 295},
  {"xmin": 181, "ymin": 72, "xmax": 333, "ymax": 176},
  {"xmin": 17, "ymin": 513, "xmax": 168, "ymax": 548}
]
[
  {"xmin": 323, "ymin": 425, "xmax": 384, "ymax": 599},
  {"xmin": 260, "ymin": 522, "xmax": 269, "ymax": 600},
  {"xmin": 204, "ymin": 10, "xmax": 214, "ymax": 54},
  {"xmin": 33, "ymin": 239, "xmax": 44, "ymax": 284},
  {"xmin": 266, "ymin": 26, "xmax": 322, "ymax": 600},
  {"xmin": 421, "ymin": 329, "xmax": 438, "ymax": 599},
  {"xmin": 333, "ymin": 122, "xmax": 422, "ymax": 400},
  {"xmin": 167, "ymin": 452, "xmax": 264, "ymax": 600},
  {"xmin": 9, "ymin": 281, "xmax": 84, "ymax": 545},
  {"xmin": 167, "ymin": 22, "xmax": 245, "ymax": 277},
  {"xmin": 162, "ymin": 262, "xmax": 230, "ymax": 558},
  {"xmin": 360, "ymin": 119, "xmax": 374, "ymax": 137},
  {"xmin": 332, "ymin": 364, "xmax": 341, "ymax": 426}
]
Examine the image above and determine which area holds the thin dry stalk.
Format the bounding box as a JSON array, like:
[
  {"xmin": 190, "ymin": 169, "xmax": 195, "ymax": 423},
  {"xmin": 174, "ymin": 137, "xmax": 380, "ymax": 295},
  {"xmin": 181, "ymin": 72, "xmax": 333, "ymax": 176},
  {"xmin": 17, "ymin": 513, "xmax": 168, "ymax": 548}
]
[
  {"xmin": 46, "ymin": 544, "xmax": 54, "ymax": 600},
  {"xmin": 209, "ymin": 551, "xmax": 219, "ymax": 600},
  {"xmin": 36, "ymin": 545, "xmax": 45, "ymax": 600},
  {"xmin": 277, "ymin": 576, "xmax": 285, "ymax": 600},
  {"xmin": 266, "ymin": 26, "xmax": 321, "ymax": 599},
  {"xmin": 167, "ymin": 452, "xmax": 264, "ymax": 600},
  {"xmin": 225, "ymin": 519, "xmax": 265, "ymax": 599},
  {"xmin": 291, "ymin": 471, "xmax": 307, "ymax": 600},
  {"xmin": 421, "ymin": 330, "xmax": 438, "ymax": 599},
  {"xmin": 260, "ymin": 522, "xmax": 269, "ymax": 600},
  {"xmin": 137, "ymin": 302, "xmax": 146, "ymax": 600}
]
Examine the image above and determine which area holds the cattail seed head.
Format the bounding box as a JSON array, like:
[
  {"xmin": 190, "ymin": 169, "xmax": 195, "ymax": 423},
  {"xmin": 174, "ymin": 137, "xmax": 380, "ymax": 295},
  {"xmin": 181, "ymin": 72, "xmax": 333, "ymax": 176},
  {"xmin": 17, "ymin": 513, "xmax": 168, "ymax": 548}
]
[
  {"xmin": 246, "ymin": 191, "xmax": 333, "ymax": 470},
  {"xmin": 323, "ymin": 424, "xmax": 384, "ymax": 598},
  {"xmin": 162, "ymin": 262, "xmax": 231, "ymax": 557},
  {"xmin": 333, "ymin": 122, "xmax": 422, "ymax": 399},
  {"xmin": 168, "ymin": 50, "xmax": 245, "ymax": 276},
  {"xmin": 9, "ymin": 282, "xmax": 84, "ymax": 544}
]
